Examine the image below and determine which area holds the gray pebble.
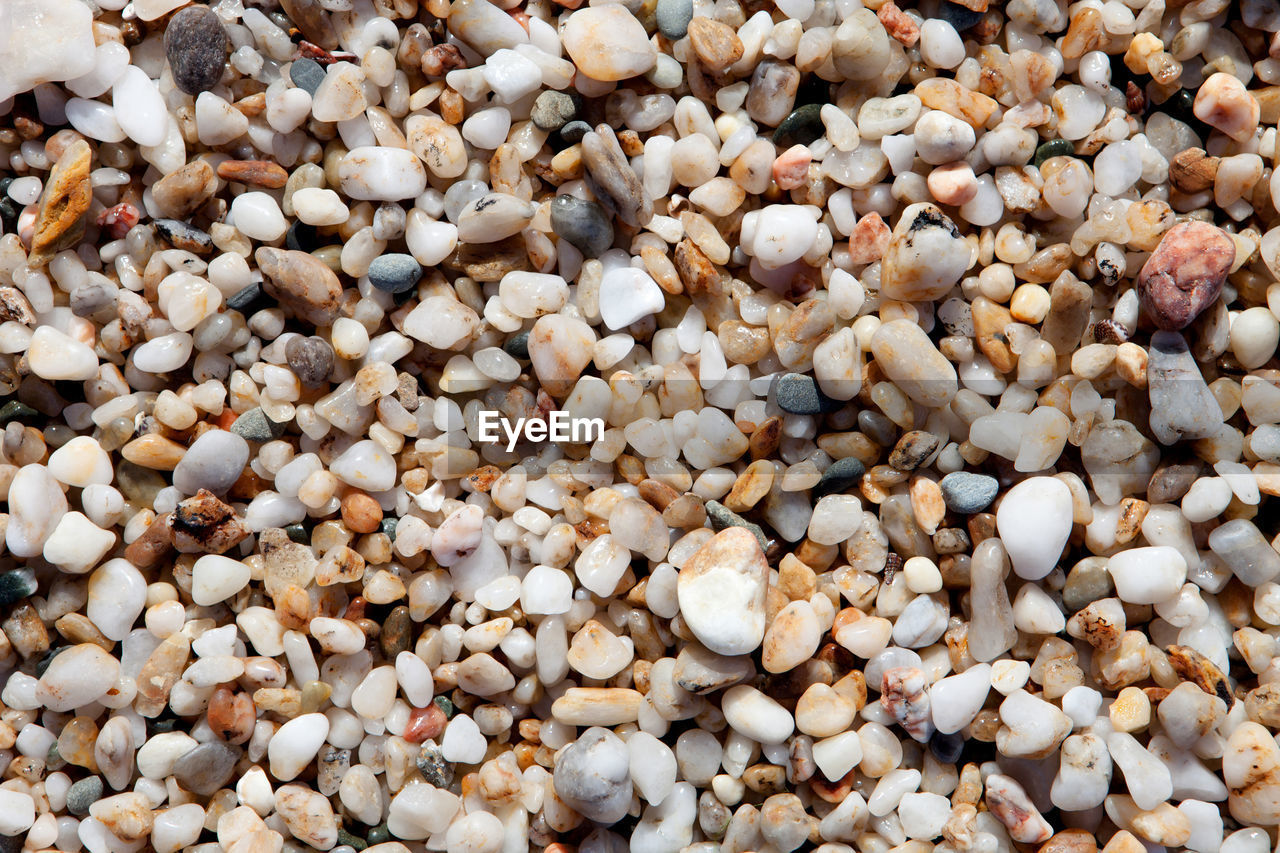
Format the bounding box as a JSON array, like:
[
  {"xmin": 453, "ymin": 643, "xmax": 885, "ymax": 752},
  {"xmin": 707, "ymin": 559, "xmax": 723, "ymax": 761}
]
[
  {"xmin": 172, "ymin": 741, "xmax": 241, "ymax": 796},
  {"xmin": 531, "ymin": 91, "xmax": 577, "ymax": 131},
  {"xmin": 231, "ymin": 407, "xmax": 287, "ymax": 443},
  {"xmin": 1147, "ymin": 329, "xmax": 1225, "ymax": 445},
  {"xmin": 165, "ymin": 5, "xmax": 229, "ymax": 96},
  {"xmin": 775, "ymin": 373, "xmax": 841, "ymax": 415},
  {"xmin": 656, "ymin": 0, "xmax": 694, "ymax": 39},
  {"xmin": 286, "ymin": 335, "xmax": 334, "ymax": 387},
  {"xmin": 552, "ymin": 727, "xmax": 633, "ymax": 824},
  {"xmin": 66, "ymin": 776, "xmax": 103, "ymax": 816},
  {"xmin": 939, "ymin": 471, "xmax": 998, "ymax": 514},
  {"xmin": 705, "ymin": 500, "xmax": 768, "ymax": 551},
  {"xmin": 367, "ymin": 253, "xmax": 422, "ymax": 294},
  {"xmin": 550, "ymin": 195, "xmax": 614, "ymax": 258},
  {"xmin": 172, "ymin": 429, "xmax": 250, "ymax": 496},
  {"xmin": 1062, "ymin": 558, "xmax": 1114, "ymax": 613},
  {"xmin": 288, "ymin": 57, "xmax": 326, "ymax": 96}
]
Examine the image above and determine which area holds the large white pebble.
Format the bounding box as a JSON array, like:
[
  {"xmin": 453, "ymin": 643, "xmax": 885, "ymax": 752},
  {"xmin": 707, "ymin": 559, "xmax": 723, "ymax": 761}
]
[
  {"xmin": 268, "ymin": 713, "xmax": 330, "ymax": 781},
  {"xmin": 192, "ymin": 555, "xmax": 252, "ymax": 605},
  {"xmin": 995, "ymin": 476, "xmax": 1073, "ymax": 580},
  {"xmin": 1107, "ymin": 546, "xmax": 1187, "ymax": 604},
  {"xmin": 35, "ymin": 643, "xmax": 120, "ymax": 712}
]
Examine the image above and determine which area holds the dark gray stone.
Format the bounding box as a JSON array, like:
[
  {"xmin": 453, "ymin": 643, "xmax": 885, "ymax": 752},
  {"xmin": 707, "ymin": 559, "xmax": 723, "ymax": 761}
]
[
  {"xmin": 165, "ymin": 5, "xmax": 229, "ymax": 96},
  {"xmin": 504, "ymin": 331, "xmax": 530, "ymax": 360},
  {"xmin": 367, "ymin": 253, "xmax": 422, "ymax": 294},
  {"xmin": 550, "ymin": 195, "xmax": 614, "ymax": 258},
  {"xmin": 813, "ymin": 457, "xmax": 865, "ymax": 499},
  {"xmin": 0, "ymin": 569, "xmax": 35, "ymax": 607},
  {"xmin": 775, "ymin": 372, "xmax": 841, "ymax": 414},
  {"xmin": 286, "ymin": 335, "xmax": 334, "ymax": 387},
  {"xmin": 560, "ymin": 120, "xmax": 592, "ymax": 144},
  {"xmin": 939, "ymin": 471, "xmax": 998, "ymax": 514},
  {"xmin": 705, "ymin": 500, "xmax": 768, "ymax": 551}
]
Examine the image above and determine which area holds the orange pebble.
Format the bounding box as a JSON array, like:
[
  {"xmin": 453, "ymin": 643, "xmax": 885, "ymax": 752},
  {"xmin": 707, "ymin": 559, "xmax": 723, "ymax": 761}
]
[{"xmin": 341, "ymin": 491, "xmax": 383, "ymax": 533}]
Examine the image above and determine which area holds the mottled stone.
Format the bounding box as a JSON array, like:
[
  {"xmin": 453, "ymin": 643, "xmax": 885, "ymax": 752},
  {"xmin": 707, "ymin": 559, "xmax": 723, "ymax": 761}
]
[
  {"xmin": 28, "ymin": 139, "xmax": 92, "ymax": 267},
  {"xmin": 1136, "ymin": 222, "xmax": 1233, "ymax": 330},
  {"xmin": 164, "ymin": 5, "xmax": 229, "ymax": 95},
  {"xmin": 286, "ymin": 335, "xmax": 335, "ymax": 387},
  {"xmin": 257, "ymin": 247, "xmax": 344, "ymax": 327},
  {"xmin": 550, "ymin": 195, "xmax": 613, "ymax": 258}
]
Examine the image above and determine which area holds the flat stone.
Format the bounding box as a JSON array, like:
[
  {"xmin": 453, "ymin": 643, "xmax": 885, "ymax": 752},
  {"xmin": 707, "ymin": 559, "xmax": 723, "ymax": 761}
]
[
  {"xmin": 939, "ymin": 472, "xmax": 999, "ymax": 513},
  {"xmin": 813, "ymin": 457, "xmax": 865, "ymax": 499},
  {"xmin": 164, "ymin": 5, "xmax": 229, "ymax": 95},
  {"xmin": 289, "ymin": 58, "xmax": 326, "ymax": 96},
  {"xmin": 531, "ymin": 91, "xmax": 577, "ymax": 131},
  {"xmin": 704, "ymin": 500, "xmax": 768, "ymax": 551},
  {"xmin": 28, "ymin": 139, "xmax": 92, "ymax": 267},
  {"xmin": 231, "ymin": 407, "xmax": 287, "ymax": 442}
]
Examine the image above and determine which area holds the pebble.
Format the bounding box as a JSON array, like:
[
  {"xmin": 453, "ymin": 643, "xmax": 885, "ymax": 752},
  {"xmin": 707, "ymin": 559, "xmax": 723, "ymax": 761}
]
[
  {"xmin": 996, "ymin": 476, "xmax": 1073, "ymax": 580},
  {"xmin": 35, "ymin": 644, "xmax": 120, "ymax": 712},
  {"xmin": 164, "ymin": 6, "xmax": 228, "ymax": 95},
  {"xmin": 367, "ymin": 253, "xmax": 422, "ymax": 295},
  {"xmin": 550, "ymin": 195, "xmax": 613, "ymax": 258},
  {"xmin": 553, "ymin": 727, "xmax": 633, "ymax": 823},
  {"xmin": 677, "ymin": 528, "xmax": 769, "ymax": 656},
  {"xmin": 657, "ymin": 0, "xmax": 695, "ymax": 39},
  {"xmin": 66, "ymin": 776, "xmax": 103, "ymax": 816},
  {"xmin": 775, "ymin": 373, "xmax": 841, "ymax": 415},
  {"xmin": 880, "ymin": 203, "xmax": 971, "ymax": 302},
  {"xmin": 939, "ymin": 471, "xmax": 998, "ymax": 513},
  {"xmin": 1147, "ymin": 331, "xmax": 1226, "ymax": 444},
  {"xmin": 173, "ymin": 429, "xmax": 249, "ymax": 495},
  {"xmin": 561, "ymin": 7, "xmax": 657, "ymax": 81},
  {"xmin": 1136, "ymin": 222, "xmax": 1234, "ymax": 330},
  {"xmin": 288, "ymin": 58, "xmax": 326, "ymax": 96},
  {"xmin": 813, "ymin": 457, "xmax": 865, "ymax": 499},
  {"xmin": 257, "ymin": 247, "xmax": 344, "ymax": 327},
  {"xmin": 172, "ymin": 741, "xmax": 240, "ymax": 795},
  {"xmin": 531, "ymin": 92, "xmax": 577, "ymax": 131}
]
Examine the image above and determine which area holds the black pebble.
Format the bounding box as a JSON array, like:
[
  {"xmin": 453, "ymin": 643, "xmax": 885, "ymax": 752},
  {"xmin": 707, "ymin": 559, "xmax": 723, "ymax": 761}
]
[
  {"xmin": 560, "ymin": 120, "xmax": 593, "ymax": 144},
  {"xmin": 504, "ymin": 331, "xmax": 531, "ymax": 360},
  {"xmin": 813, "ymin": 457, "xmax": 866, "ymax": 500},
  {"xmin": 227, "ymin": 282, "xmax": 267, "ymax": 313},
  {"xmin": 773, "ymin": 103, "xmax": 825, "ymax": 148},
  {"xmin": 936, "ymin": 0, "xmax": 984, "ymax": 31},
  {"xmin": 286, "ymin": 221, "xmax": 321, "ymax": 253}
]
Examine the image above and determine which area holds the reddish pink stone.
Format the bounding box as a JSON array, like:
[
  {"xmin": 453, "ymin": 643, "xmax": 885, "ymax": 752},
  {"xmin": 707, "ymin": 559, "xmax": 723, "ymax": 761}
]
[
  {"xmin": 772, "ymin": 145, "xmax": 812, "ymax": 191},
  {"xmin": 1136, "ymin": 221, "xmax": 1234, "ymax": 331}
]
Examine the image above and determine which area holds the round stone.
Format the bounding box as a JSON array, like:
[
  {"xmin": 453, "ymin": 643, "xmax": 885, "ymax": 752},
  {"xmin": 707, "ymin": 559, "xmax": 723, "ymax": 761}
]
[
  {"xmin": 939, "ymin": 471, "xmax": 999, "ymax": 513},
  {"xmin": 656, "ymin": 0, "xmax": 695, "ymax": 39},
  {"xmin": 367, "ymin": 253, "xmax": 423, "ymax": 294},
  {"xmin": 531, "ymin": 91, "xmax": 577, "ymax": 131}
]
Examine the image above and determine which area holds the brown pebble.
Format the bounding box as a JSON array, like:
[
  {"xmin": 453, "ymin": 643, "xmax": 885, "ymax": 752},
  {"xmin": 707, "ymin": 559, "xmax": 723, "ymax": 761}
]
[
  {"xmin": 151, "ymin": 159, "xmax": 219, "ymax": 220},
  {"xmin": 123, "ymin": 512, "xmax": 175, "ymax": 569},
  {"xmin": 686, "ymin": 17, "xmax": 746, "ymax": 72},
  {"xmin": 404, "ymin": 704, "xmax": 448, "ymax": 743},
  {"xmin": 216, "ymin": 159, "xmax": 289, "ymax": 188},
  {"xmin": 257, "ymin": 247, "xmax": 344, "ymax": 327},
  {"xmin": 171, "ymin": 490, "xmax": 250, "ymax": 554},
  {"xmin": 341, "ymin": 491, "xmax": 383, "ymax": 533},
  {"xmin": 28, "ymin": 139, "xmax": 93, "ymax": 267}
]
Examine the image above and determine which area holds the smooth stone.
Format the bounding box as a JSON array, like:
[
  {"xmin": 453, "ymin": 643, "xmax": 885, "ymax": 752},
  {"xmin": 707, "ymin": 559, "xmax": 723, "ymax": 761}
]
[
  {"xmin": 995, "ymin": 476, "xmax": 1073, "ymax": 580},
  {"xmin": 704, "ymin": 500, "xmax": 768, "ymax": 551},
  {"xmin": 870, "ymin": 319, "xmax": 958, "ymax": 408},
  {"xmin": 172, "ymin": 741, "xmax": 240, "ymax": 795},
  {"xmin": 231, "ymin": 408, "xmax": 287, "ymax": 443},
  {"xmin": 286, "ymin": 336, "xmax": 335, "ymax": 387},
  {"xmin": 330, "ymin": 439, "xmax": 397, "ymax": 491},
  {"xmin": 256, "ymin": 247, "xmax": 343, "ymax": 327},
  {"xmin": 191, "ymin": 554, "xmax": 252, "ymax": 606},
  {"xmin": 656, "ymin": 0, "xmax": 695, "ymax": 39},
  {"xmin": 289, "ymin": 58, "xmax": 326, "ymax": 96},
  {"xmin": 27, "ymin": 325, "xmax": 98, "ymax": 380},
  {"xmin": 0, "ymin": 570, "xmax": 36, "ymax": 607},
  {"xmin": 813, "ymin": 457, "xmax": 865, "ymax": 499},
  {"xmin": 722, "ymin": 685, "xmax": 795, "ymax": 744},
  {"xmin": 1147, "ymin": 330, "xmax": 1225, "ymax": 445},
  {"xmin": 880, "ymin": 202, "xmax": 971, "ymax": 302},
  {"xmin": 560, "ymin": 120, "xmax": 592, "ymax": 143},
  {"xmin": 339, "ymin": 147, "xmax": 428, "ymax": 201},
  {"xmin": 929, "ymin": 663, "xmax": 991, "ymax": 734},
  {"xmin": 6, "ymin": 464, "xmax": 68, "ymax": 558},
  {"xmin": 677, "ymin": 527, "xmax": 769, "ymax": 656},
  {"xmin": 1107, "ymin": 546, "xmax": 1187, "ymax": 604},
  {"xmin": 367, "ymin": 254, "xmax": 422, "ymax": 294},
  {"xmin": 553, "ymin": 727, "xmax": 633, "ymax": 824},
  {"xmin": 561, "ymin": 6, "xmax": 657, "ymax": 81},
  {"xmin": 773, "ymin": 103, "xmax": 825, "ymax": 148},
  {"xmin": 172, "ymin": 430, "xmax": 249, "ymax": 496},
  {"xmin": 0, "ymin": 0, "xmax": 96, "ymax": 104},
  {"xmin": 1137, "ymin": 221, "xmax": 1234, "ymax": 330},
  {"xmin": 268, "ymin": 713, "xmax": 330, "ymax": 782},
  {"xmin": 35, "ymin": 644, "xmax": 120, "ymax": 712},
  {"xmin": 939, "ymin": 472, "xmax": 999, "ymax": 513},
  {"xmin": 1225, "ymin": 722, "xmax": 1280, "ymax": 825},
  {"xmin": 775, "ymin": 372, "xmax": 841, "ymax": 414},
  {"xmin": 164, "ymin": 5, "xmax": 228, "ymax": 95},
  {"xmin": 448, "ymin": 0, "xmax": 530, "ymax": 56},
  {"xmin": 550, "ymin": 195, "xmax": 613, "ymax": 258}
]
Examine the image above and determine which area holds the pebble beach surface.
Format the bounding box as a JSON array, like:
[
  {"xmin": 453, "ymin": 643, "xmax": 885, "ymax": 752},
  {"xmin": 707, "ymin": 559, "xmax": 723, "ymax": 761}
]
[{"xmin": 3, "ymin": 0, "xmax": 1280, "ymax": 851}]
